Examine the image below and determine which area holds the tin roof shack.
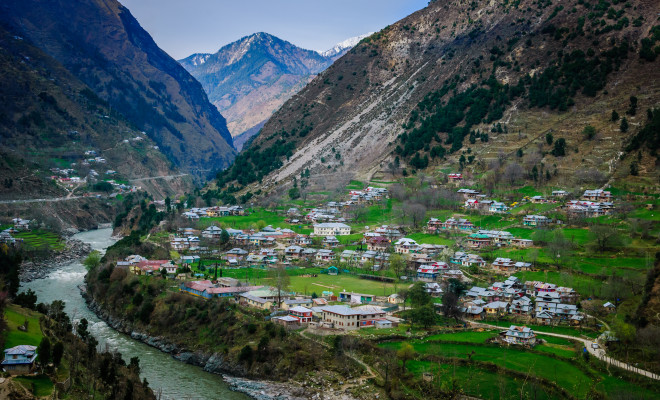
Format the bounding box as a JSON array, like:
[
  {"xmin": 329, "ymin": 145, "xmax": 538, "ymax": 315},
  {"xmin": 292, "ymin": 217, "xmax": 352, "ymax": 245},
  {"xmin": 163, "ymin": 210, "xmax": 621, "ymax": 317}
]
[
  {"xmin": 1, "ymin": 345, "xmax": 37, "ymax": 375},
  {"xmin": 502, "ymin": 325, "xmax": 537, "ymax": 347}
]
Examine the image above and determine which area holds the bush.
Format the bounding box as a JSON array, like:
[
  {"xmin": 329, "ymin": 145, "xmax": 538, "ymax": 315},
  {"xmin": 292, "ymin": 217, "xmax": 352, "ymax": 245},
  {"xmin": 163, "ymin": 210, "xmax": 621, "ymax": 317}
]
[{"xmin": 238, "ymin": 345, "xmax": 253, "ymax": 363}]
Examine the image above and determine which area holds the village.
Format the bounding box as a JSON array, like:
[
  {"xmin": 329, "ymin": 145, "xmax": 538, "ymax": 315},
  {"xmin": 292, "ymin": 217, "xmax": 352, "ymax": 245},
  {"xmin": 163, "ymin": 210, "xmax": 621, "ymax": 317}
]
[{"xmin": 105, "ymin": 182, "xmax": 624, "ymax": 350}]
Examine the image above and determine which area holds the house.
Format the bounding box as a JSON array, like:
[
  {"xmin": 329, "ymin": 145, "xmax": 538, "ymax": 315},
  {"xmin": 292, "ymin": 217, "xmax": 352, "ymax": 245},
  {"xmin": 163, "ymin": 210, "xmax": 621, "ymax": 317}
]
[
  {"xmin": 461, "ymin": 306, "xmax": 485, "ymax": 320},
  {"xmin": 339, "ymin": 291, "xmax": 376, "ymax": 304},
  {"xmin": 289, "ymin": 306, "xmax": 313, "ymax": 323},
  {"xmin": 442, "ymin": 269, "xmax": 465, "ymax": 282},
  {"xmin": 1, "ymin": 345, "xmax": 37, "ymax": 374},
  {"xmin": 375, "ymin": 320, "xmax": 393, "ymax": 329},
  {"xmin": 281, "ymin": 299, "xmax": 313, "ymax": 310},
  {"xmin": 457, "ymin": 188, "xmax": 480, "ymax": 199},
  {"xmin": 394, "ymin": 238, "xmax": 420, "ymax": 254},
  {"xmin": 320, "ymin": 305, "xmax": 387, "ymax": 330},
  {"xmin": 273, "ymin": 315, "xmax": 300, "ymax": 328},
  {"xmin": 292, "ymin": 234, "xmax": 312, "ymax": 246},
  {"xmin": 316, "ymin": 249, "xmax": 335, "ymax": 263},
  {"xmin": 425, "ymin": 282, "xmax": 443, "ymax": 297},
  {"xmin": 503, "ymin": 326, "xmax": 537, "ymax": 346},
  {"xmin": 417, "ymin": 262, "xmax": 448, "ymax": 281},
  {"xmin": 225, "ymin": 248, "xmax": 248, "ymax": 261},
  {"xmin": 467, "ymin": 234, "xmax": 491, "ymax": 248},
  {"xmin": 530, "ymin": 196, "xmax": 547, "ymax": 204},
  {"xmin": 448, "ymin": 173, "xmax": 463, "ymax": 181},
  {"xmin": 313, "ymin": 223, "xmax": 351, "ymax": 236},
  {"xmin": 285, "ymin": 245, "xmax": 304, "ymax": 260},
  {"xmin": 388, "ymin": 294, "xmax": 404, "ymax": 304},
  {"xmin": 323, "ymin": 235, "xmax": 340, "ymax": 248},
  {"xmin": 161, "ymin": 262, "xmax": 177, "ymax": 274},
  {"xmin": 523, "ymin": 215, "xmax": 549, "ymax": 227},
  {"xmin": 582, "ymin": 189, "xmax": 612, "ymax": 202},
  {"xmin": 552, "ymin": 190, "xmax": 569, "ymax": 197},
  {"xmin": 12, "ymin": 218, "xmax": 31, "ymax": 231},
  {"xmin": 202, "ymin": 226, "xmax": 223, "ymax": 239},
  {"xmin": 240, "ymin": 294, "xmax": 274, "ymax": 310},
  {"xmin": 535, "ymin": 311, "xmax": 555, "ymax": 325},
  {"xmin": 510, "ymin": 296, "xmax": 533, "ymax": 315},
  {"xmin": 437, "ymin": 217, "xmax": 474, "ymax": 231},
  {"xmin": 484, "ymin": 301, "xmax": 509, "ymax": 316},
  {"xmin": 426, "ymin": 218, "xmax": 443, "ymax": 233},
  {"xmin": 131, "ymin": 260, "xmax": 169, "ymax": 275},
  {"xmin": 340, "ymin": 250, "xmax": 360, "ymax": 264},
  {"xmin": 603, "ymin": 302, "xmax": 616, "ymax": 312},
  {"xmin": 313, "ymin": 298, "xmax": 329, "ymax": 306},
  {"xmin": 366, "ymin": 236, "xmax": 391, "ymax": 252},
  {"xmin": 489, "ymin": 202, "xmax": 509, "ymax": 214}
]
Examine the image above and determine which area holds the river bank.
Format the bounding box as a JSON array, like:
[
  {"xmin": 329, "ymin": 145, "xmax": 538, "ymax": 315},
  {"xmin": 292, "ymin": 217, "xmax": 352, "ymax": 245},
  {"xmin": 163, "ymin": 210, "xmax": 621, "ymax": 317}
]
[
  {"xmin": 20, "ymin": 237, "xmax": 91, "ymax": 282},
  {"xmin": 83, "ymin": 292, "xmax": 361, "ymax": 400}
]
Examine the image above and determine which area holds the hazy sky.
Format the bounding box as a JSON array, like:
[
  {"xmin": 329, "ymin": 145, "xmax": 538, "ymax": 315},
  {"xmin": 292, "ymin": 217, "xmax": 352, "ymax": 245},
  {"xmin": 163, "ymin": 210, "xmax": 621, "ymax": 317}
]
[{"xmin": 119, "ymin": 0, "xmax": 429, "ymax": 59}]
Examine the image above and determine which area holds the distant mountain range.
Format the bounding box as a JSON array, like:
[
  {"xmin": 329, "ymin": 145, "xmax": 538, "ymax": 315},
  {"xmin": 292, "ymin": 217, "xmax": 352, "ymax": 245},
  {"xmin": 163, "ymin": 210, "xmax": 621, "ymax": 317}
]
[{"xmin": 180, "ymin": 32, "xmax": 371, "ymax": 147}]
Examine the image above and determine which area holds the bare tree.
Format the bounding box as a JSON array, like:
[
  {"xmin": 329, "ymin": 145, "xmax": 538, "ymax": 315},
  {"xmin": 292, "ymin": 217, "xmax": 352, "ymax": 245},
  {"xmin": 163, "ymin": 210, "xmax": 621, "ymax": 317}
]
[
  {"xmin": 589, "ymin": 224, "xmax": 623, "ymax": 252},
  {"xmin": 503, "ymin": 162, "xmax": 524, "ymax": 185},
  {"xmin": 405, "ymin": 202, "xmax": 427, "ymax": 230}
]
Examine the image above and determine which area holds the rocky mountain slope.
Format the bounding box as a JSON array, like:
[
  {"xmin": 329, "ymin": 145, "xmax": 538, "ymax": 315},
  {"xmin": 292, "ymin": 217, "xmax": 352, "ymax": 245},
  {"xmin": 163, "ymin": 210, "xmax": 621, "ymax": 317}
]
[
  {"xmin": 0, "ymin": 23, "xmax": 191, "ymax": 199},
  {"xmin": 180, "ymin": 32, "xmax": 368, "ymax": 147},
  {"xmin": 0, "ymin": 0, "xmax": 235, "ymax": 181},
  {"xmin": 215, "ymin": 0, "xmax": 660, "ymax": 194}
]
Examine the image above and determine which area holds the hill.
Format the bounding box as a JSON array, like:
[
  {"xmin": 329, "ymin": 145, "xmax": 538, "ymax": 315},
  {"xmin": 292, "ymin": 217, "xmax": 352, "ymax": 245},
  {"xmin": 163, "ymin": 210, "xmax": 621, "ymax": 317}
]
[
  {"xmin": 180, "ymin": 32, "xmax": 368, "ymax": 145},
  {"xmin": 214, "ymin": 0, "xmax": 660, "ymax": 195},
  {"xmin": 0, "ymin": 0, "xmax": 236, "ymax": 181}
]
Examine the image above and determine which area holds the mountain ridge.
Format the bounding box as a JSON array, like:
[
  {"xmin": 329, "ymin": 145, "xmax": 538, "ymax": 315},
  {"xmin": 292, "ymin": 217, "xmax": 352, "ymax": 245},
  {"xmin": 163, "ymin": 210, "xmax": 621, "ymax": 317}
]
[
  {"xmin": 179, "ymin": 32, "xmax": 369, "ymax": 140},
  {"xmin": 0, "ymin": 0, "xmax": 236, "ymax": 181},
  {"xmin": 213, "ymin": 0, "xmax": 660, "ymax": 196}
]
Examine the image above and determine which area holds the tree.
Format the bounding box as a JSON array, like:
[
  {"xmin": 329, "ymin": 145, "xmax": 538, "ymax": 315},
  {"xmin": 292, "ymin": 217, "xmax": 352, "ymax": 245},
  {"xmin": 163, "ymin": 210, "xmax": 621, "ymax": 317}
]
[
  {"xmin": 620, "ymin": 117, "xmax": 629, "ymax": 133},
  {"xmin": 611, "ymin": 110, "xmax": 619, "ymax": 121},
  {"xmin": 547, "ymin": 230, "xmax": 571, "ymax": 265},
  {"xmin": 408, "ymin": 281, "xmax": 431, "ymax": 308},
  {"xmin": 83, "ymin": 250, "xmax": 101, "ymax": 271},
  {"xmin": 220, "ymin": 229, "xmax": 230, "ymax": 245},
  {"xmin": 441, "ymin": 291, "xmax": 461, "ymax": 321},
  {"xmin": 413, "ymin": 304, "xmax": 437, "ymax": 328},
  {"xmin": 583, "ymin": 125, "xmax": 597, "ymax": 140},
  {"xmin": 626, "ymin": 96, "xmax": 638, "ymax": 116},
  {"xmin": 389, "ymin": 254, "xmax": 405, "ymax": 280},
  {"xmin": 503, "ymin": 162, "xmax": 524, "ymax": 185},
  {"xmin": 77, "ymin": 318, "xmax": 90, "ymax": 341},
  {"xmin": 589, "ymin": 224, "xmax": 623, "ymax": 252},
  {"xmin": 165, "ymin": 196, "xmax": 171, "ymax": 213},
  {"xmin": 270, "ymin": 265, "xmax": 290, "ymax": 307},
  {"xmin": 546, "ymin": 133, "xmax": 554, "ymax": 145},
  {"xmin": 551, "ymin": 138, "xmax": 566, "ymax": 157},
  {"xmin": 14, "ymin": 289, "xmax": 37, "ymax": 310},
  {"xmin": 37, "ymin": 337, "xmax": 51, "ymax": 368},
  {"xmin": 52, "ymin": 341, "xmax": 64, "ymax": 367},
  {"xmin": 396, "ymin": 342, "xmax": 415, "ymax": 369}
]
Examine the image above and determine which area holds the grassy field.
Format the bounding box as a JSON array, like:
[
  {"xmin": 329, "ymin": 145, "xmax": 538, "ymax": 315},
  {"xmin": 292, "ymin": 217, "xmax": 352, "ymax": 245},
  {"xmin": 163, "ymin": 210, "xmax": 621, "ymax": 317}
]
[
  {"xmin": 406, "ymin": 360, "xmax": 559, "ymax": 400},
  {"xmin": 3, "ymin": 304, "xmax": 44, "ymax": 348},
  {"xmin": 13, "ymin": 230, "xmax": 65, "ymax": 252},
  {"xmin": 482, "ymin": 320, "xmax": 599, "ymax": 338},
  {"xmin": 381, "ymin": 341, "xmax": 593, "ymax": 397},
  {"xmin": 13, "ymin": 375, "xmax": 54, "ymax": 397},
  {"xmin": 407, "ymin": 233, "xmax": 456, "ymax": 246},
  {"xmin": 285, "ymin": 273, "xmax": 398, "ymax": 297}
]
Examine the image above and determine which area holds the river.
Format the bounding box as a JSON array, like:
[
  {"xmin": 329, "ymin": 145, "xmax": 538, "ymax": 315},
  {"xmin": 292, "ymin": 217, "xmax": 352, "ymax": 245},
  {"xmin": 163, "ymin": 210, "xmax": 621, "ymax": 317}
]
[{"xmin": 20, "ymin": 228, "xmax": 249, "ymax": 400}]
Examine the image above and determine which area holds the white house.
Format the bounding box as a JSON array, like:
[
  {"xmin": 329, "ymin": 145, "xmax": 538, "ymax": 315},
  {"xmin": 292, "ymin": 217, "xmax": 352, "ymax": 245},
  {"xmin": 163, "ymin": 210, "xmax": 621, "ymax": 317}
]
[{"xmin": 313, "ymin": 223, "xmax": 351, "ymax": 236}]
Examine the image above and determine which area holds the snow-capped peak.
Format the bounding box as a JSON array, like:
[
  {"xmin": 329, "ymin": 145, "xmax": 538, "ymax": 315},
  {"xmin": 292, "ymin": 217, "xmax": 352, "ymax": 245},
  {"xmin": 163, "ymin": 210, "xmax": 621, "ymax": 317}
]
[{"xmin": 321, "ymin": 33, "xmax": 374, "ymax": 58}]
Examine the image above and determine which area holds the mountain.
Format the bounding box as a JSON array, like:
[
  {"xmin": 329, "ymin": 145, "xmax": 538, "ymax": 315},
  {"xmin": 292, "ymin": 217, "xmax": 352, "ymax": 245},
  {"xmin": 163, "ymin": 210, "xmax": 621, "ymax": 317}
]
[
  {"xmin": 180, "ymin": 32, "xmax": 367, "ymax": 144},
  {"xmin": 215, "ymin": 0, "xmax": 660, "ymax": 194},
  {"xmin": 0, "ymin": 0, "xmax": 235, "ymax": 181},
  {"xmin": 321, "ymin": 33, "xmax": 374, "ymax": 58}
]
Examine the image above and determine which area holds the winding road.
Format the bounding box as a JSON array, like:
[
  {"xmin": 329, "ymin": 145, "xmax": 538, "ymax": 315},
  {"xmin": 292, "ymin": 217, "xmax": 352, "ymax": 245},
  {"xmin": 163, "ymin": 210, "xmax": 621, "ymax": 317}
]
[{"xmin": 470, "ymin": 321, "xmax": 660, "ymax": 381}]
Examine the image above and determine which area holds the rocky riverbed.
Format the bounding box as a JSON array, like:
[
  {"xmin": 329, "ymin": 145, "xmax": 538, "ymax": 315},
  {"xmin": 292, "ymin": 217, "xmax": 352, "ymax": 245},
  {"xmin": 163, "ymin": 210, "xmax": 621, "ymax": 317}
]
[{"xmin": 20, "ymin": 238, "xmax": 92, "ymax": 282}]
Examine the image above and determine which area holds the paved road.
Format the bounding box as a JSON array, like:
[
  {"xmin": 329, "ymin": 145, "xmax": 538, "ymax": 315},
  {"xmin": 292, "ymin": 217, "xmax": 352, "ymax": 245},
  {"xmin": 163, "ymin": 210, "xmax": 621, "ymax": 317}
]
[
  {"xmin": 471, "ymin": 322, "xmax": 660, "ymax": 380},
  {"xmin": 0, "ymin": 196, "xmax": 84, "ymax": 205},
  {"xmin": 128, "ymin": 174, "xmax": 189, "ymax": 182}
]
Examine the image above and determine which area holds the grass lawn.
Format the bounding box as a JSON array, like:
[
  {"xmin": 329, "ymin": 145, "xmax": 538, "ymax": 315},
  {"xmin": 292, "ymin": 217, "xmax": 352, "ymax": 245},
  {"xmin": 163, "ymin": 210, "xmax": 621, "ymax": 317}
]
[
  {"xmin": 595, "ymin": 376, "xmax": 659, "ymax": 399},
  {"xmin": 3, "ymin": 304, "xmax": 44, "ymax": 348},
  {"xmin": 381, "ymin": 341, "xmax": 593, "ymax": 397},
  {"xmin": 285, "ymin": 273, "xmax": 398, "ymax": 296},
  {"xmin": 483, "ymin": 320, "xmax": 599, "ymax": 338},
  {"xmin": 407, "ymin": 233, "xmax": 455, "ymax": 246},
  {"xmin": 200, "ymin": 209, "xmax": 289, "ymax": 230},
  {"xmin": 513, "ymin": 270, "xmax": 604, "ymax": 298},
  {"xmin": 425, "ymin": 330, "xmax": 498, "ymax": 343},
  {"xmin": 13, "ymin": 375, "xmax": 54, "ymax": 397},
  {"xmin": 406, "ymin": 360, "xmax": 559, "ymax": 400},
  {"xmin": 13, "ymin": 230, "xmax": 65, "ymax": 252}
]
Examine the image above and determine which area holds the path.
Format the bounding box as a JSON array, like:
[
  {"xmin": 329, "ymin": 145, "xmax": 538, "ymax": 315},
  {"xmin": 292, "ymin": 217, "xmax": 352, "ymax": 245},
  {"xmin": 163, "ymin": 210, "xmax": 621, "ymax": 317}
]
[{"xmin": 470, "ymin": 321, "xmax": 660, "ymax": 380}]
